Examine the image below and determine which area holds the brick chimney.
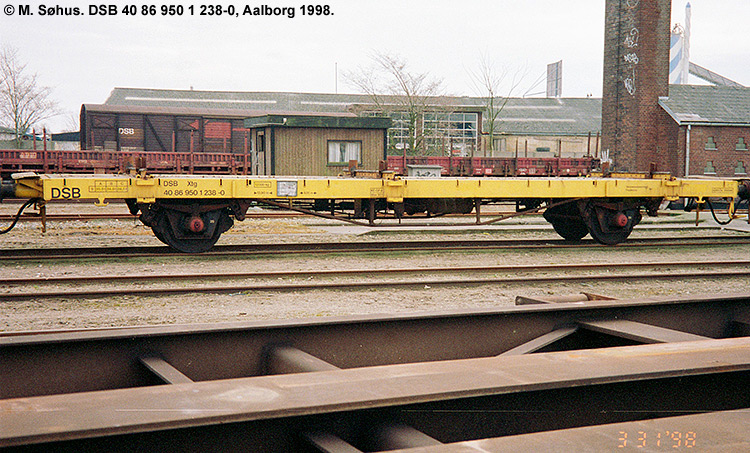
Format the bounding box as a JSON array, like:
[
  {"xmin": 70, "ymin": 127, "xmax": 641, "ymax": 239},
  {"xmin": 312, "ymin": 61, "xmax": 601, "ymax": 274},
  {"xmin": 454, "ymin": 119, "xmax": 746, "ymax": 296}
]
[{"xmin": 602, "ymin": 0, "xmax": 671, "ymax": 172}]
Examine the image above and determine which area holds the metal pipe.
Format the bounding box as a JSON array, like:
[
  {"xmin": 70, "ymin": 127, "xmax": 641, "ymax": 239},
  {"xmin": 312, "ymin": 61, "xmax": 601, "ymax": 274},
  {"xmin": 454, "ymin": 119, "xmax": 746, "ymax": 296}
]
[
  {"xmin": 685, "ymin": 124, "xmax": 691, "ymax": 176},
  {"xmin": 684, "ymin": 2, "xmax": 691, "ymax": 84},
  {"xmin": 595, "ymin": 131, "xmax": 600, "ymax": 158}
]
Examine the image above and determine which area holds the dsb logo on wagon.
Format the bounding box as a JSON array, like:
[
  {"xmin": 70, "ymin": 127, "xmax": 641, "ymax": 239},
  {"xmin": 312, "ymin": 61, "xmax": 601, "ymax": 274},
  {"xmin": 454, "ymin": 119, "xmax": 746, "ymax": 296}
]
[{"xmin": 51, "ymin": 187, "xmax": 81, "ymax": 199}]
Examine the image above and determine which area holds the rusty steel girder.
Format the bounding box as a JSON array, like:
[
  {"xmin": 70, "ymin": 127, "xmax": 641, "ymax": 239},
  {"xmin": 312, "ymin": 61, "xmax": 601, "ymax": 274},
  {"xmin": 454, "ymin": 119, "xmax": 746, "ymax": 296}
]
[{"xmin": 1, "ymin": 294, "xmax": 750, "ymax": 450}]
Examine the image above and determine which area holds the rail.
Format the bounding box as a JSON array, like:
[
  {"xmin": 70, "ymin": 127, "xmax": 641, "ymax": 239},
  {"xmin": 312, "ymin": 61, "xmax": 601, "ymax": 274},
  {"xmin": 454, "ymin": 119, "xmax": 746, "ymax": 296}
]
[
  {"xmin": 2, "ymin": 236, "xmax": 750, "ymax": 261},
  {"xmin": 0, "ymin": 263, "xmax": 747, "ymax": 301}
]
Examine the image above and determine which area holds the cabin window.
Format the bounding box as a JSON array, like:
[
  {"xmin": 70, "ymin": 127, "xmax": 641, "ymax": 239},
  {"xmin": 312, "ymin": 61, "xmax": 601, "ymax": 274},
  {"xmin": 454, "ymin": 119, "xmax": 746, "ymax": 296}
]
[
  {"xmin": 736, "ymin": 138, "xmax": 748, "ymax": 151},
  {"xmin": 328, "ymin": 141, "xmax": 361, "ymax": 165},
  {"xmin": 705, "ymin": 137, "xmax": 717, "ymax": 150}
]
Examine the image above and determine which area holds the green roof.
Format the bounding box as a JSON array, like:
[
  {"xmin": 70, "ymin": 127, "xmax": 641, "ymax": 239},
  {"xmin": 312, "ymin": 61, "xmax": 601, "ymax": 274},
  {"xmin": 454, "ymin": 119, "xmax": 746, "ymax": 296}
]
[
  {"xmin": 105, "ymin": 87, "xmax": 485, "ymax": 113},
  {"xmin": 659, "ymin": 85, "xmax": 750, "ymax": 126},
  {"xmin": 244, "ymin": 114, "xmax": 390, "ymax": 129}
]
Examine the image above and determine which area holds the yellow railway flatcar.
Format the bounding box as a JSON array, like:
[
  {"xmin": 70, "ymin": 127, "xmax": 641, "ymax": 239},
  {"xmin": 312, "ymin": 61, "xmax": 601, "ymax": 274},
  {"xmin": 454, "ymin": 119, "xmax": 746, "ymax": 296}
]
[{"xmin": 2, "ymin": 172, "xmax": 747, "ymax": 252}]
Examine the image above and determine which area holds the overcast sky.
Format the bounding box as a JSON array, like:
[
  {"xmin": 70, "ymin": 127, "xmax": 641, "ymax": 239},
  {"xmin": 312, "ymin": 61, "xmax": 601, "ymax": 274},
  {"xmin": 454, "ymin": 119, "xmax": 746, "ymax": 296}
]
[{"xmin": 2, "ymin": 1, "xmax": 749, "ymax": 131}]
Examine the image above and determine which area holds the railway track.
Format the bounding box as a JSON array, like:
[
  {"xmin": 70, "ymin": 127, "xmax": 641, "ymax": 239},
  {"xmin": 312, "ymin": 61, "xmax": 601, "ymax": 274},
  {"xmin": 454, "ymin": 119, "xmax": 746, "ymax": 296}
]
[
  {"xmin": 0, "ymin": 211, "xmax": 312, "ymax": 222},
  {"xmin": 2, "ymin": 293, "xmax": 749, "ymax": 450},
  {"xmin": 0, "ymin": 210, "xmax": 742, "ymax": 224},
  {"xmin": 2, "ymin": 235, "xmax": 750, "ymax": 261},
  {"xmin": 1, "ymin": 206, "xmax": 743, "ymax": 224},
  {"xmin": 1, "ymin": 259, "xmax": 749, "ymax": 301},
  {"xmin": 3, "ymin": 258, "xmax": 747, "ymax": 285}
]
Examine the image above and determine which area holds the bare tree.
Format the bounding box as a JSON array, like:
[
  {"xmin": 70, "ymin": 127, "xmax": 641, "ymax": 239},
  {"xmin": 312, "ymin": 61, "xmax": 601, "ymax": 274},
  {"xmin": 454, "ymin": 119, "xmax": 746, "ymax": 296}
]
[
  {"xmin": 0, "ymin": 45, "xmax": 60, "ymax": 148},
  {"xmin": 467, "ymin": 53, "xmax": 526, "ymax": 155},
  {"xmin": 345, "ymin": 52, "xmax": 448, "ymax": 155},
  {"xmin": 62, "ymin": 111, "xmax": 81, "ymax": 133}
]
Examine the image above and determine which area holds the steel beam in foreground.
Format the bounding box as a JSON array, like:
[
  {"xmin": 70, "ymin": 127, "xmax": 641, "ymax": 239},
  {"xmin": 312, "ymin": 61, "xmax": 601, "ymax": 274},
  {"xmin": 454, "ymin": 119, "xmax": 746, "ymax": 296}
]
[
  {"xmin": 1, "ymin": 337, "xmax": 750, "ymax": 450},
  {"xmin": 2, "ymin": 293, "xmax": 749, "ymax": 400}
]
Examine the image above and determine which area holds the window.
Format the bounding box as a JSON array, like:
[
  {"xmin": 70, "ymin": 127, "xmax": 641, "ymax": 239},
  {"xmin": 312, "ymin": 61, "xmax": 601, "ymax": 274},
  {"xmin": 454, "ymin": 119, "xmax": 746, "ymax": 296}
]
[
  {"xmin": 536, "ymin": 147, "xmax": 551, "ymax": 153},
  {"xmin": 328, "ymin": 141, "xmax": 361, "ymax": 165},
  {"xmin": 703, "ymin": 160, "xmax": 716, "ymax": 175},
  {"xmin": 735, "ymin": 161, "xmax": 747, "ymax": 175},
  {"xmin": 378, "ymin": 111, "xmax": 480, "ymax": 155},
  {"xmin": 492, "ymin": 138, "xmax": 506, "ymax": 153},
  {"xmin": 422, "ymin": 112, "xmax": 478, "ymax": 156},
  {"xmin": 385, "ymin": 112, "xmax": 413, "ymax": 152},
  {"xmin": 736, "ymin": 138, "xmax": 748, "ymax": 151},
  {"xmin": 705, "ymin": 137, "xmax": 717, "ymax": 150}
]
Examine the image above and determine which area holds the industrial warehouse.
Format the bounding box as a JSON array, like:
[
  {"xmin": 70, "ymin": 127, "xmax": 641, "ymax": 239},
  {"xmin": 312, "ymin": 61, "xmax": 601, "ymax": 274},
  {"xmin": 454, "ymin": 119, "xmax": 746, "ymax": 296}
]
[
  {"xmin": 3, "ymin": 83, "xmax": 750, "ymax": 179},
  {"xmin": 2, "ymin": 1, "xmax": 750, "ymax": 451}
]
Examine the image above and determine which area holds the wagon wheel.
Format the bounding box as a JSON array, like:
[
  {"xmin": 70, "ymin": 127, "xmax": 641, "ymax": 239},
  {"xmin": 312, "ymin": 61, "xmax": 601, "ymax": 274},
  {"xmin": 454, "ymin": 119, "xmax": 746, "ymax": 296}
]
[
  {"xmin": 151, "ymin": 223, "xmax": 168, "ymax": 244},
  {"xmin": 152, "ymin": 207, "xmax": 233, "ymax": 253},
  {"xmin": 550, "ymin": 220, "xmax": 590, "ymax": 242},
  {"xmin": 543, "ymin": 200, "xmax": 589, "ymax": 242},
  {"xmin": 579, "ymin": 200, "xmax": 642, "ymax": 245}
]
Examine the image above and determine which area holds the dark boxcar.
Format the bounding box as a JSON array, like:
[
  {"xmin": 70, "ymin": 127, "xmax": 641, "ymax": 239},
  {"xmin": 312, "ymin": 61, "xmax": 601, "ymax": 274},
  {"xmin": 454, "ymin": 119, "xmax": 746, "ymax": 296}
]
[{"xmin": 80, "ymin": 104, "xmax": 255, "ymax": 155}]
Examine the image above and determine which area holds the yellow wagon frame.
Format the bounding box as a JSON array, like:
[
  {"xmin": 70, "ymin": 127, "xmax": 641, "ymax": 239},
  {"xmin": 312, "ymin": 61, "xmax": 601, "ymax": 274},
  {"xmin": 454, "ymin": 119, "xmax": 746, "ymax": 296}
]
[
  {"xmin": 13, "ymin": 173, "xmax": 740, "ymax": 205},
  {"xmin": 5, "ymin": 172, "xmax": 746, "ymax": 252}
]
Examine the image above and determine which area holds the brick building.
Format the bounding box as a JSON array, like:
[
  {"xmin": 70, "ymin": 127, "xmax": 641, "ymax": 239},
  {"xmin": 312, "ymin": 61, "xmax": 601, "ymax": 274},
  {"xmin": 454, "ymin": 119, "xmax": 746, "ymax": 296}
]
[
  {"xmin": 659, "ymin": 85, "xmax": 750, "ymax": 177},
  {"xmin": 601, "ymin": 0, "xmax": 749, "ymax": 178}
]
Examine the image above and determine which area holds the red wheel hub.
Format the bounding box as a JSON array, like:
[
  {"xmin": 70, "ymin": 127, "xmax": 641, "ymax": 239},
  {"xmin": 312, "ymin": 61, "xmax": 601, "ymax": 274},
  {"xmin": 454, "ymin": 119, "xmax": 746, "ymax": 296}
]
[
  {"xmin": 187, "ymin": 216, "xmax": 205, "ymax": 233},
  {"xmin": 612, "ymin": 212, "xmax": 629, "ymax": 228}
]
